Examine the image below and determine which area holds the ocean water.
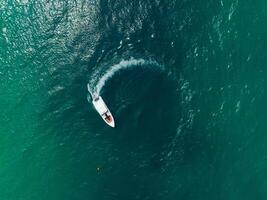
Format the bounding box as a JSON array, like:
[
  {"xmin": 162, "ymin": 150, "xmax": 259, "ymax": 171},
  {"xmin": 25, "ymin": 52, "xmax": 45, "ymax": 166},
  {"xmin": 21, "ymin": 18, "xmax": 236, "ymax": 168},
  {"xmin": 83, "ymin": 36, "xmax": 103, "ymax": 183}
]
[{"xmin": 1, "ymin": 0, "xmax": 267, "ymax": 199}]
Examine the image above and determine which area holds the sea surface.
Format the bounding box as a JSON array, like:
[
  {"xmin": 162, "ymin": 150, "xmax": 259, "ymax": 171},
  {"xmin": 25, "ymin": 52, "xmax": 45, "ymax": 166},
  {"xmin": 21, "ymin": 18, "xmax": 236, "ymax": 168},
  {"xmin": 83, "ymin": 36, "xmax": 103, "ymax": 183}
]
[{"xmin": 1, "ymin": 0, "xmax": 267, "ymax": 199}]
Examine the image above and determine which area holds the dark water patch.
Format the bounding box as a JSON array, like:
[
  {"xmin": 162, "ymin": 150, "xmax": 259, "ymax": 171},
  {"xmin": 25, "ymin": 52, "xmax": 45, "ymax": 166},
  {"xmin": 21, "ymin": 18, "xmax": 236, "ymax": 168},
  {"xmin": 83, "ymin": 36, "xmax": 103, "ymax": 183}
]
[{"xmin": 88, "ymin": 67, "xmax": 182, "ymax": 200}]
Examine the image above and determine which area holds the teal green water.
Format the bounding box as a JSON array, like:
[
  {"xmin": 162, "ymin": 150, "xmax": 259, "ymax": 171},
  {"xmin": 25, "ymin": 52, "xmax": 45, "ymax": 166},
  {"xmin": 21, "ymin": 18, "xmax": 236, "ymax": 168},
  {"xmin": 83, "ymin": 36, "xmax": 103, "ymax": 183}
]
[{"xmin": 1, "ymin": 0, "xmax": 267, "ymax": 199}]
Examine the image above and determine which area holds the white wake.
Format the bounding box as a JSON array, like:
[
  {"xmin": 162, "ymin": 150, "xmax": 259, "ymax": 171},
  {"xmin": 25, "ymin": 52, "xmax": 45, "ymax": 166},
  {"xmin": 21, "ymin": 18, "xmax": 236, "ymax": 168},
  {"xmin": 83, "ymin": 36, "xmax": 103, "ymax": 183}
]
[{"xmin": 88, "ymin": 58, "xmax": 161, "ymax": 95}]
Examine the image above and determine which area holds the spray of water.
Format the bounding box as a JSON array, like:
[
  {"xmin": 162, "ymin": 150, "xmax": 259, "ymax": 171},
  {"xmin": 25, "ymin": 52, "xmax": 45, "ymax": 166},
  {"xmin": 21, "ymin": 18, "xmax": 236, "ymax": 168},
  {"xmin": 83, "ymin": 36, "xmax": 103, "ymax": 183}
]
[{"xmin": 87, "ymin": 58, "xmax": 161, "ymax": 96}]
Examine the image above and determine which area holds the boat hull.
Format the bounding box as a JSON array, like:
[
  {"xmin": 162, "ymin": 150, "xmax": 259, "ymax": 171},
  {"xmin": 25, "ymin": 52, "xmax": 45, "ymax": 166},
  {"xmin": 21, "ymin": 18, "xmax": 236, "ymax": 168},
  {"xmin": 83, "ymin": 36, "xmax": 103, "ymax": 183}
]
[{"xmin": 92, "ymin": 96, "xmax": 115, "ymax": 128}]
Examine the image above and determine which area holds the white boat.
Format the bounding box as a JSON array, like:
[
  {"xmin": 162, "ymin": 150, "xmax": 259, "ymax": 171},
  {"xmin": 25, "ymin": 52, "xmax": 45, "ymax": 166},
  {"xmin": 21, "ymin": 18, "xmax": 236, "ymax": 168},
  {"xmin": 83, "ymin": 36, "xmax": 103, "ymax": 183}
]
[{"xmin": 90, "ymin": 93, "xmax": 115, "ymax": 128}]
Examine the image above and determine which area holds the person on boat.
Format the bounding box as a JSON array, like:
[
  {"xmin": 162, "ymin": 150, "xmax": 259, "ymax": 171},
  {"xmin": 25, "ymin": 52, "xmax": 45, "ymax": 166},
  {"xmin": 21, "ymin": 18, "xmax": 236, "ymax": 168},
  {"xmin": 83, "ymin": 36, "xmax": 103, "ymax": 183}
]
[{"xmin": 104, "ymin": 113, "xmax": 112, "ymax": 123}]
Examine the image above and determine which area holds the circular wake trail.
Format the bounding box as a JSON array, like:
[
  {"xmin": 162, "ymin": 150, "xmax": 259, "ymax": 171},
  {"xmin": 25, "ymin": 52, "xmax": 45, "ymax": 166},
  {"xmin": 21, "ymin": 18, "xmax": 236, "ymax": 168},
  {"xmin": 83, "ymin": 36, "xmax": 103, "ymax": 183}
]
[{"xmin": 88, "ymin": 58, "xmax": 162, "ymax": 95}]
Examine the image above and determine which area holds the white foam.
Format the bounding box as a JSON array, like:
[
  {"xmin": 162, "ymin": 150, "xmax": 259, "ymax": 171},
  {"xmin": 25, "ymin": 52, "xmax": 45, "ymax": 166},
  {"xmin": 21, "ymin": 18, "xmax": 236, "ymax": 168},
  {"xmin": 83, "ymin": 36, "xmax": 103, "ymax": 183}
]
[
  {"xmin": 95, "ymin": 58, "xmax": 145, "ymax": 94},
  {"xmin": 88, "ymin": 58, "xmax": 161, "ymax": 95}
]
